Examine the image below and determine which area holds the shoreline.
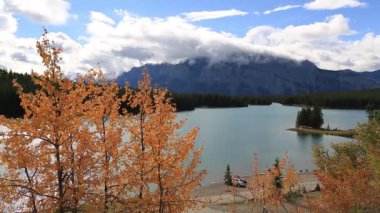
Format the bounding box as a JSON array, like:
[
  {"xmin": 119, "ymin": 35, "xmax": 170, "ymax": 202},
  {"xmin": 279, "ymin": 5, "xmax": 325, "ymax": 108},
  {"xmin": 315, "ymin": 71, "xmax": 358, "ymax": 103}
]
[
  {"xmin": 191, "ymin": 172, "xmax": 320, "ymax": 212},
  {"xmin": 287, "ymin": 127, "xmax": 356, "ymax": 138},
  {"xmin": 196, "ymin": 172, "xmax": 319, "ymax": 197}
]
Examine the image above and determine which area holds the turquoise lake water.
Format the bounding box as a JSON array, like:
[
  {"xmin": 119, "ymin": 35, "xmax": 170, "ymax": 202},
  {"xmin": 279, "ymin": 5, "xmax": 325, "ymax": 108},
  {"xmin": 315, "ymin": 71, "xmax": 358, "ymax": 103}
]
[{"xmin": 177, "ymin": 103, "xmax": 367, "ymax": 184}]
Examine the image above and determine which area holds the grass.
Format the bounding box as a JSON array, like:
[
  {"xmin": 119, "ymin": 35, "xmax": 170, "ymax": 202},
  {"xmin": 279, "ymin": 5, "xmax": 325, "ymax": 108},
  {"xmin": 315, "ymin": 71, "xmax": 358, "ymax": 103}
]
[{"xmin": 287, "ymin": 127, "xmax": 356, "ymax": 138}]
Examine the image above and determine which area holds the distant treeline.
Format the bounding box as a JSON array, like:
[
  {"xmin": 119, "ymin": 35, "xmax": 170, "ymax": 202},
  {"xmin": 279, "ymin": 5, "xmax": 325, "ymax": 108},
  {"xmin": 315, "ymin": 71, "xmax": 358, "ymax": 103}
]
[
  {"xmin": 2, "ymin": 68, "xmax": 380, "ymax": 118},
  {"xmin": 172, "ymin": 93, "xmax": 271, "ymax": 111},
  {"xmin": 0, "ymin": 69, "xmax": 37, "ymax": 118},
  {"xmin": 275, "ymin": 89, "xmax": 380, "ymax": 109}
]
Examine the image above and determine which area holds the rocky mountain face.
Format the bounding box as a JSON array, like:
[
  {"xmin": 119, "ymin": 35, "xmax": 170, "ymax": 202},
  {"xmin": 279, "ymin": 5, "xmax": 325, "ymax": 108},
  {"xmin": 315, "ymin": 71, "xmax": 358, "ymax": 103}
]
[{"xmin": 117, "ymin": 55, "xmax": 380, "ymax": 96}]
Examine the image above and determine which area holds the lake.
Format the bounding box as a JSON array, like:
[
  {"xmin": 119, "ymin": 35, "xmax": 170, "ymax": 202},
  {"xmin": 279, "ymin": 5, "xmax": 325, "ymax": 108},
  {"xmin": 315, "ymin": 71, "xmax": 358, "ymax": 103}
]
[{"xmin": 177, "ymin": 103, "xmax": 367, "ymax": 184}]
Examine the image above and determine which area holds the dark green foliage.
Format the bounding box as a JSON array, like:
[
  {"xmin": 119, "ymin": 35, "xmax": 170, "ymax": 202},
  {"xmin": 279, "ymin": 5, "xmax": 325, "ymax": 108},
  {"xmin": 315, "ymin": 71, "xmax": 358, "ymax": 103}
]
[
  {"xmin": 296, "ymin": 108, "xmax": 308, "ymax": 128},
  {"xmin": 224, "ymin": 164, "xmax": 233, "ymax": 186},
  {"xmin": 276, "ymin": 89, "xmax": 380, "ymax": 109},
  {"xmin": 0, "ymin": 69, "xmax": 36, "ymax": 118},
  {"xmin": 172, "ymin": 93, "xmax": 271, "ymax": 111},
  {"xmin": 314, "ymin": 183, "xmax": 321, "ymax": 191},
  {"xmin": 310, "ymin": 106, "xmax": 324, "ymax": 128},
  {"xmin": 366, "ymin": 103, "xmax": 380, "ymax": 122},
  {"xmin": 273, "ymin": 158, "xmax": 283, "ymax": 189},
  {"xmin": 295, "ymin": 106, "xmax": 324, "ymax": 129},
  {"xmin": 296, "ymin": 111, "xmax": 301, "ymax": 128},
  {"xmin": 296, "ymin": 107, "xmax": 309, "ymax": 128}
]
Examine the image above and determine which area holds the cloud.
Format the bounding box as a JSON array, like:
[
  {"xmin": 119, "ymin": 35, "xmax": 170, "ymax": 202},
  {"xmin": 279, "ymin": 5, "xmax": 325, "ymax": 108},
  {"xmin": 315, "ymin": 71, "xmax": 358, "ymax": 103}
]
[
  {"xmin": 304, "ymin": 0, "xmax": 366, "ymax": 10},
  {"xmin": 245, "ymin": 15, "xmax": 355, "ymax": 43},
  {"xmin": 0, "ymin": 33, "xmax": 42, "ymax": 73},
  {"xmin": 11, "ymin": 52, "xmax": 29, "ymax": 62},
  {"xmin": 0, "ymin": 0, "xmax": 16, "ymax": 34},
  {"xmin": 182, "ymin": 9, "xmax": 248, "ymax": 22},
  {"xmin": 4, "ymin": 0, "xmax": 71, "ymax": 24},
  {"xmin": 244, "ymin": 14, "xmax": 380, "ymax": 71},
  {"xmin": 90, "ymin": 11, "xmax": 115, "ymax": 25},
  {"xmin": 263, "ymin": 0, "xmax": 366, "ymax": 15},
  {"xmin": 0, "ymin": 12, "xmax": 17, "ymax": 34},
  {"xmin": 1, "ymin": 11, "xmax": 380, "ymax": 79},
  {"xmin": 263, "ymin": 5, "xmax": 301, "ymax": 15}
]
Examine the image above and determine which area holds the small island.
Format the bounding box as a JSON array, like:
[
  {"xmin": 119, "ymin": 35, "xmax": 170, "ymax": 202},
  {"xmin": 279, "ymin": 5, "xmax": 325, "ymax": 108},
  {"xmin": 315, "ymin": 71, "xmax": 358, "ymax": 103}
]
[
  {"xmin": 287, "ymin": 127, "xmax": 356, "ymax": 138},
  {"xmin": 288, "ymin": 106, "xmax": 356, "ymax": 138}
]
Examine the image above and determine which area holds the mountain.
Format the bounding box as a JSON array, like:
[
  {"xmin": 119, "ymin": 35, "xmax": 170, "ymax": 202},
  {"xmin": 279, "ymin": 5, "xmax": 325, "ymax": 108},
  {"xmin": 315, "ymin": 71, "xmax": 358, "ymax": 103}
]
[{"xmin": 116, "ymin": 54, "xmax": 380, "ymax": 96}]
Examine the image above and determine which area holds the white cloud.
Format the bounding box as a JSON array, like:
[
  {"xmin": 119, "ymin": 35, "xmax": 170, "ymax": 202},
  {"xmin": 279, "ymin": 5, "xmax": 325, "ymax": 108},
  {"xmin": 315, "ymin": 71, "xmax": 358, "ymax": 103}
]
[
  {"xmin": 182, "ymin": 9, "xmax": 248, "ymax": 22},
  {"xmin": 0, "ymin": 2, "xmax": 17, "ymax": 34},
  {"xmin": 0, "ymin": 34, "xmax": 42, "ymax": 73},
  {"xmin": 90, "ymin": 11, "xmax": 115, "ymax": 25},
  {"xmin": 0, "ymin": 1, "xmax": 40, "ymax": 72},
  {"xmin": 304, "ymin": 0, "xmax": 366, "ymax": 10},
  {"xmin": 79, "ymin": 11, "xmax": 256, "ymax": 77},
  {"xmin": 263, "ymin": 5, "xmax": 301, "ymax": 15},
  {"xmin": 244, "ymin": 14, "xmax": 380, "ymax": 71},
  {"xmin": 4, "ymin": 0, "xmax": 71, "ymax": 24},
  {"xmin": 246, "ymin": 14, "xmax": 355, "ymax": 43},
  {"xmin": 1, "ymin": 11, "xmax": 380, "ymax": 79}
]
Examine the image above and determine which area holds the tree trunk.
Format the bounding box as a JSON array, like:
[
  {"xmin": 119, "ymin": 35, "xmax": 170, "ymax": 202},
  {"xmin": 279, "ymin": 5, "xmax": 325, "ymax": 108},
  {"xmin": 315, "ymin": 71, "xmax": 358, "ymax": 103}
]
[{"xmin": 55, "ymin": 144, "xmax": 65, "ymax": 213}]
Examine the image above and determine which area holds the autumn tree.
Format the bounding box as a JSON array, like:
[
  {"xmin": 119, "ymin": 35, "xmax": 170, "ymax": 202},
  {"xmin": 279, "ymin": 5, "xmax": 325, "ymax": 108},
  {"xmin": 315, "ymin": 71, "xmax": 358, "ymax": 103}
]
[
  {"xmin": 122, "ymin": 71, "xmax": 155, "ymax": 211},
  {"xmin": 312, "ymin": 139, "xmax": 380, "ymax": 211},
  {"xmin": 283, "ymin": 161, "xmax": 299, "ymax": 195},
  {"xmin": 81, "ymin": 71, "xmax": 128, "ymax": 212},
  {"xmin": 0, "ymin": 32, "xmax": 206, "ymax": 212},
  {"xmin": 122, "ymin": 71, "xmax": 206, "ymax": 212},
  {"xmin": 0, "ymin": 31, "xmax": 101, "ymax": 212},
  {"xmin": 249, "ymin": 154, "xmax": 295, "ymax": 212}
]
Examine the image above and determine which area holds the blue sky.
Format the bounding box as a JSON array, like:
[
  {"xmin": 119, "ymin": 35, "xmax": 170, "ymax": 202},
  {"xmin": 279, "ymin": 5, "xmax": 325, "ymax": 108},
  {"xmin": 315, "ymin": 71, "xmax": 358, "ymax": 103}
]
[
  {"xmin": 15, "ymin": 0, "xmax": 379, "ymax": 39},
  {"xmin": 1, "ymin": 0, "xmax": 379, "ymax": 77}
]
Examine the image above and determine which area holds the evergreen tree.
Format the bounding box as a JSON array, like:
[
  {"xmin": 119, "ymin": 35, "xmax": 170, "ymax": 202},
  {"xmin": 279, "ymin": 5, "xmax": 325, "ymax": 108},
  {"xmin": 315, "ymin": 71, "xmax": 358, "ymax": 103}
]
[
  {"xmin": 305, "ymin": 107, "xmax": 312, "ymax": 126},
  {"xmin": 296, "ymin": 106, "xmax": 324, "ymax": 128},
  {"xmin": 273, "ymin": 158, "xmax": 283, "ymax": 189},
  {"xmin": 224, "ymin": 164, "xmax": 233, "ymax": 186},
  {"xmin": 310, "ymin": 106, "xmax": 324, "ymax": 128},
  {"xmin": 366, "ymin": 103, "xmax": 380, "ymax": 122},
  {"xmin": 295, "ymin": 111, "xmax": 301, "ymax": 128},
  {"xmin": 296, "ymin": 107, "xmax": 310, "ymax": 128}
]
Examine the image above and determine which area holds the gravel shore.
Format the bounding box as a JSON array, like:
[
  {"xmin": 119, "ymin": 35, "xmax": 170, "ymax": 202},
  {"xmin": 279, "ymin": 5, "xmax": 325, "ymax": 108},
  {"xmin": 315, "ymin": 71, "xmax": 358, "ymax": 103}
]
[{"xmin": 190, "ymin": 172, "xmax": 320, "ymax": 212}]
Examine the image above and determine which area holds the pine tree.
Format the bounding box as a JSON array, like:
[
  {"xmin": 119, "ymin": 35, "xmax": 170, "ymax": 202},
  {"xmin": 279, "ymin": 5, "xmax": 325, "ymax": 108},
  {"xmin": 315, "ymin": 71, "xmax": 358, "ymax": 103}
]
[
  {"xmin": 295, "ymin": 111, "xmax": 301, "ymax": 128},
  {"xmin": 296, "ymin": 107, "xmax": 310, "ymax": 128},
  {"xmin": 273, "ymin": 158, "xmax": 284, "ymax": 190},
  {"xmin": 310, "ymin": 106, "xmax": 324, "ymax": 129},
  {"xmin": 305, "ymin": 107, "xmax": 312, "ymax": 127},
  {"xmin": 224, "ymin": 164, "xmax": 233, "ymax": 186},
  {"xmin": 296, "ymin": 106, "xmax": 323, "ymax": 128}
]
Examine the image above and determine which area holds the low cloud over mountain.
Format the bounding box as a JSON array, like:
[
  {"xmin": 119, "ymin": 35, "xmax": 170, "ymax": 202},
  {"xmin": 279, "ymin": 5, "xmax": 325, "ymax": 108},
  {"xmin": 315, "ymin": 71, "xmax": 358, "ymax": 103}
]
[{"xmin": 117, "ymin": 54, "xmax": 380, "ymax": 96}]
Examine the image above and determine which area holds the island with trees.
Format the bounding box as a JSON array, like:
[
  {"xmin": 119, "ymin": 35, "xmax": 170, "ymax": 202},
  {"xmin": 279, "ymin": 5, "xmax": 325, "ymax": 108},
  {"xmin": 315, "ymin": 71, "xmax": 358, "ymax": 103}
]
[{"xmin": 288, "ymin": 106, "xmax": 356, "ymax": 138}]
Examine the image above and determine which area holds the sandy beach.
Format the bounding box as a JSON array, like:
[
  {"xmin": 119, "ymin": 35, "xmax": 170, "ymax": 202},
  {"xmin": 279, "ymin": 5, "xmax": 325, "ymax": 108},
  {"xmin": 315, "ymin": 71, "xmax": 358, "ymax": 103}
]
[{"xmin": 190, "ymin": 172, "xmax": 319, "ymax": 212}]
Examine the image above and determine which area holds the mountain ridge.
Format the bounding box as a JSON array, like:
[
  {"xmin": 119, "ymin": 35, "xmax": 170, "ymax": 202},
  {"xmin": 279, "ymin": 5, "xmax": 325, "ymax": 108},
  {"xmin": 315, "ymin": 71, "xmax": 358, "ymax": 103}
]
[{"xmin": 117, "ymin": 54, "xmax": 380, "ymax": 96}]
